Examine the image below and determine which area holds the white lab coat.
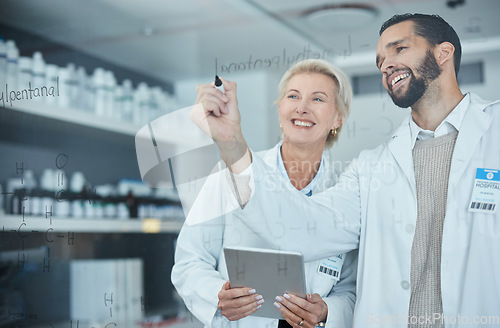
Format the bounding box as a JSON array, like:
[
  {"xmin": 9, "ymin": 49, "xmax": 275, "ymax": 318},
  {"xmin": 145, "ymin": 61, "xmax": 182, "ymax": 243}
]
[
  {"xmin": 171, "ymin": 143, "xmax": 358, "ymax": 328},
  {"xmin": 232, "ymin": 93, "xmax": 500, "ymax": 328}
]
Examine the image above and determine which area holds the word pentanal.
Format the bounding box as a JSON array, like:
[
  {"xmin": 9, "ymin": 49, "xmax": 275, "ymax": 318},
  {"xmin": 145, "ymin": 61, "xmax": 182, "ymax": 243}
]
[{"xmin": 0, "ymin": 78, "xmax": 59, "ymax": 108}]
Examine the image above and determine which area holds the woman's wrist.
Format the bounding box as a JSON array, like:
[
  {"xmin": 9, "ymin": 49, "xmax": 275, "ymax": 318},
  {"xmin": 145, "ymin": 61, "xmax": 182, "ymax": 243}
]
[{"xmin": 216, "ymin": 134, "xmax": 251, "ymax": 174}]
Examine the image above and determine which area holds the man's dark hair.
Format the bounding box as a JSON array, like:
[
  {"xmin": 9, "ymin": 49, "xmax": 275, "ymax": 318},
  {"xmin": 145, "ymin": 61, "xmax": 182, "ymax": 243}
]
[{"xmin": 379, "ymin": 13, "xmax": 462, "ymax": 76}]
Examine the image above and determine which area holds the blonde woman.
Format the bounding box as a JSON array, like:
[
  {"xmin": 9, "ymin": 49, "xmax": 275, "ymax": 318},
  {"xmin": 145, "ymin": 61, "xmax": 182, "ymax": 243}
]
[{"xmin": 172, "ymin": 59, "xmax": 357, "ymax": 328}]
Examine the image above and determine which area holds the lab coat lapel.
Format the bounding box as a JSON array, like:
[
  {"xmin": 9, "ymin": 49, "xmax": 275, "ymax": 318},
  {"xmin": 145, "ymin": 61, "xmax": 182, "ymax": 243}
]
[
  {"xmin": 262, "ymin": 142, "xmax": 281, "ymax": 169},
  {"xmin": 448, "ymin": 94, "xmax": 495, "ymax": 184},
  {"xmin": 388, "ymin": 118, "xmax": 416, "ymax": 194}
]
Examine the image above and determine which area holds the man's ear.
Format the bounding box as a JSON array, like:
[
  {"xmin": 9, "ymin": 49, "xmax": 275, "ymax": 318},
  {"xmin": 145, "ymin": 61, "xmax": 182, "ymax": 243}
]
[{"xmin": 436, "ymin": 42, "xmax": 455, "ymax": 66}]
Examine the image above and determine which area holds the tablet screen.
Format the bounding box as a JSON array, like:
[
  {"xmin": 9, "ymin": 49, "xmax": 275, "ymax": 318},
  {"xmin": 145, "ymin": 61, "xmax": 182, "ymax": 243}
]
[{"xmin": 224, "ymin": 246, "xmax": 307, "ymax": 319}]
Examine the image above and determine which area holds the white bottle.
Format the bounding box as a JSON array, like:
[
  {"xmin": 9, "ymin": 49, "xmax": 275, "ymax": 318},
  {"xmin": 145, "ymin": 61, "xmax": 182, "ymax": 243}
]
[
  {"xmin": 71, "ymin": 200, "xmax": 85, "ymax": 218},
  {"xmin": 22, "ymin": 169, "xmax": 37, "ymax": 216},
  {"xmin": 92, "ymin": 67, "xmax": 106, "ymax": 117},
  {"xmin": 45, "ymin": 64, "xmax": 59, "ymax": 105},
  {"xmin": 133, "ymin": 82, "xmax": 150, "ymax": 125},
  {"xmin": 23, "ymin": 169, "xmax": 37, "ymax": 191},
  {"xmin": 32, "ymin": 51, "xmax": 46, "ymax": 101},
  {"xmin": 0, "ymin": 37, "xmax": 6, "ymax": 91},
  {"xmin": 84, "ymin": 68, "xmax": 95, "ymax": 112},
  {"xmin": 114, "ymin": 84, "xmax": 124, "ymax": 121},
  {"xmin": 6, "ymin": 40, "xmax": 19, "ymax": 91},
  {"xmin": 76, "ymin": 66, "xmax": 87, "ymax": 111},
  {"xmin": 17, "ymin": 56, "xmax": 32, "ymax": 91},
  {"xmin": 104, "ymin": 70, "xmax": 116, "ymax": 118},
  {"xmin": 57, "ymin": 66, "xmax": 71, "ymax": 108},
  {"xmin": 66, "ymin": 63, "xmax": 79, "ymax": 109},
  {"xmin": 55, "ymin": 197, "xmax": 70, "ymax": 217},
  {"xmin": 150, "ymin": 86, "xmax": 164, "ymax": 121},
  {"xmin": 69, "ymin": 171, "xmax": 86, "ymax": 193},
  {"xmin": 121, "ymin": 79, "xmax": 134, "ymax": 123},
  {"xmin": 40, "ymin": 168, "xmax": 57, "ymax": 192}
]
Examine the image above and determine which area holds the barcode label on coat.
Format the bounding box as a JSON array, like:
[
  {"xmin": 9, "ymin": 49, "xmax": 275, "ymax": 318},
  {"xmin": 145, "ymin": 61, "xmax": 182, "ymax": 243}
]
[
  {"xmin": 319, "ymin": 265, "xmax": 339, "ymax": 278},
  {"xmin": 470, "ymin": 202, "xmax": 496, "ymax": 211},
  {"xmin": 317, "ymin": 255, "xmax": 344, "ymax": 281}
]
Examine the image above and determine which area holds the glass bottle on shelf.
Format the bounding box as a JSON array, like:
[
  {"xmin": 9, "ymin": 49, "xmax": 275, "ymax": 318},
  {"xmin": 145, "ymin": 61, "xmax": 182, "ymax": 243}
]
[
  {"xmin": 92, "ymin": 67, "xmax": 106, "ymax": 117},
  {"xmin": 121, "ymin": 79, "xmax": 134, "ymax": 123},
  {"xmin": 45, "ymin": 64, "xmax": 59, "ymax": 105},
  {"xmin": 66, "ymin": 63, "xmax": 79, "ymax": 109},
  {"xmin": 104, "ymin": 70, "xmax": 117, "ymax": 119},
  {"xmin": 32, "ymin": 51, "xmax": 46, "ymax": 101},
  {"xmin": 134, "ymin": 82, "xmax": 150, "ymax": 125},
  {"xmin": 75, "ymin": 66, "xmax": 88, "ymax": 111},
  {"xmin": 58, "ymin": 66, "xmax": 71, "ymax": 108},
  {"xmin": 17, "ymin": 56, "xmax": 32, "ymax": 90},
  {"xmin": 6, "ymin": 40, "xmax": 19, "ymax": 91}
]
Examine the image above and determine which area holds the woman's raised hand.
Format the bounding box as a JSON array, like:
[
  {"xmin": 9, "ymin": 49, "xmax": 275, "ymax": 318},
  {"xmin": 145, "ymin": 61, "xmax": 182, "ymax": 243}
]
[
  {"xmin": 191, "ymin": 77, "xmax": 242, "ymax": 144},
  {"xmin": 191, "ymin": 77, "xmax": 250, "ymax": 172}
]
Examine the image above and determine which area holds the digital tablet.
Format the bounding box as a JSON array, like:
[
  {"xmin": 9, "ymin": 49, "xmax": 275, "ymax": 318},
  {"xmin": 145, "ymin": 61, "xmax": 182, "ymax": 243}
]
[{"xmin": 223, "ymin": 246, "xmax": 307, "ymax": 319}]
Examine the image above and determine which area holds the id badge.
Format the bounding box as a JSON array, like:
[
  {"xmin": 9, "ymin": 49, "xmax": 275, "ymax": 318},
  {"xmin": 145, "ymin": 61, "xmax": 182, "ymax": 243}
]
[
  {"xmin": 317, "ymin": 254, "xmax": 345, "ymax": 281},
  {"xmin": 468, "ymin": 168, "xmax": 499, "ymax": 214}
]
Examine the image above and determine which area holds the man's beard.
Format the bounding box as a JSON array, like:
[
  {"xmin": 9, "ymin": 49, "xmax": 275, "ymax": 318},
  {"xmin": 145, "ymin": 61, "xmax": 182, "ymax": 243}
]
[{"xmin": 388, "ymin": 50, "xmax": 442, "ymax": 108}]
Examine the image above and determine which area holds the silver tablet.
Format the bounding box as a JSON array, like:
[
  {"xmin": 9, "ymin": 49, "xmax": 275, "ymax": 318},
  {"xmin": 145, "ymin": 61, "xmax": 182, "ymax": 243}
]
[{"xmin": 223, "ymin": 246, "xmax": 307, "ymax": 319}]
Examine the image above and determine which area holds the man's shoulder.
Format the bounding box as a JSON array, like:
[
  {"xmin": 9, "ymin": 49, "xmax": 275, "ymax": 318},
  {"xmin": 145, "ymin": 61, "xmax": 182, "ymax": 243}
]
[
  {"xmin": 357, "ymin": 142, "xmax": 391, "ymax": 161},
  {"xmin": 469, "ymin": 92, "xmax": 500, "ymax": 112},
  {"xmin": 357, "ymin": 119, "xmax": 409, "ymax": 161}
]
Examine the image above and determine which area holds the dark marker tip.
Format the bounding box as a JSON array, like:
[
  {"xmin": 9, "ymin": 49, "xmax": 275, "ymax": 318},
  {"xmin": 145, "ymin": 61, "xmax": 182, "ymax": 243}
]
[{"xmin": 215, "ymin": 75, "xmax": 223, "ymax": 87}]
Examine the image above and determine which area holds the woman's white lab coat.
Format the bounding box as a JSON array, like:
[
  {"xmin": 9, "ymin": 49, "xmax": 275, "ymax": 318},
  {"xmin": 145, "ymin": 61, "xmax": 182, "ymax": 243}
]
[
  {"xmin": 171, "ymin": 142, "xmax": 358, "ymax": 328},
  {"xmin": 232, "ymin": 93, "xmax": 500, "ymax": 327}
]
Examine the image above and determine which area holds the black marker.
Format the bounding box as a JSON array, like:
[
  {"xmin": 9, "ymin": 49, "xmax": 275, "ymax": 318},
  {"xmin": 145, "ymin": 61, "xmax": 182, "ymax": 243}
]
[{"xmin": 215, "ymin": 75, "xmax": 225, "ymax": 95}]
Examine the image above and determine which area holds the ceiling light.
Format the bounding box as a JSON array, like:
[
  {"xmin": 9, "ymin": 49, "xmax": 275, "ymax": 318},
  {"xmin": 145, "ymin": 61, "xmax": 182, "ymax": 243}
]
[{"xmin": 303, "ymin": 4, "xmax": 378, "ymax": 31}]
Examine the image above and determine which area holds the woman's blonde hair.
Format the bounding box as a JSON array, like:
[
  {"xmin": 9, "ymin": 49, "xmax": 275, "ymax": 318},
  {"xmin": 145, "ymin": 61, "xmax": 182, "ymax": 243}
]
[{"xmin": 277, "ymin": 59, "xmax": 352, "ymax": 148}]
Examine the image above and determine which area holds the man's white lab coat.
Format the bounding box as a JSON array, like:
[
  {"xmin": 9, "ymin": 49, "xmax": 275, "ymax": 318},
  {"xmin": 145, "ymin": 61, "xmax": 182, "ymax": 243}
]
[
  {"xmin": 171, "ymin": 143, "xmax": 358, "ymax": 328},
  {"xmin": 233, "ymin": 93, "xmax": 500, "ymax": 327}
]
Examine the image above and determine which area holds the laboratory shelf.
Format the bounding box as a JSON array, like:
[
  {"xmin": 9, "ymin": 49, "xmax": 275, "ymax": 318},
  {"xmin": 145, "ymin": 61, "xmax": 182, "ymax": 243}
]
[
  {"xmin": 11, "ymin": 100, "xmax": 141, "ymax": 137},
  {"xmin": 9, "ymin": 100, "xmax": 206, "ymax": 147},
  {"xmin": 0, "ymin": 214, "xmax": 184, "ymax": 234}
]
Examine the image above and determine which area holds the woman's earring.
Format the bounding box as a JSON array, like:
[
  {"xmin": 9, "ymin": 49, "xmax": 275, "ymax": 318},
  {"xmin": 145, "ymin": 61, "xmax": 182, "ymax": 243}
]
[
  {"xmin": 331, "ymin": 128, "xmax": 337, "ymax": 137},
  {"xmin": 280, "ymin": 123, "xmax": 283, "ymax": 129}
]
